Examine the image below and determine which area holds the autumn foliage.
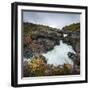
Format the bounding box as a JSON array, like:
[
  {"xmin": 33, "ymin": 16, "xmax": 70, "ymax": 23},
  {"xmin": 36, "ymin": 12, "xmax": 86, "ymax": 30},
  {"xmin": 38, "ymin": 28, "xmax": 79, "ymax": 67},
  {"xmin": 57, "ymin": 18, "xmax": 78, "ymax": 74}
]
[{"xmin": 23, "ymin": 55, "xmax": 73, "ymax": 77}]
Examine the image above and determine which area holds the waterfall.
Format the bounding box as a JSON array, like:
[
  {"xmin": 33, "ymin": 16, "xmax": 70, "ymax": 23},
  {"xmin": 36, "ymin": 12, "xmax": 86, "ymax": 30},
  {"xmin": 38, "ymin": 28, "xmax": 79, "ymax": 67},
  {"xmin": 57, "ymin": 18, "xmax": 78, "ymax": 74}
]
[{"xmin": 42, "ymin": 40, "xmax": 76, "ymax": 66}]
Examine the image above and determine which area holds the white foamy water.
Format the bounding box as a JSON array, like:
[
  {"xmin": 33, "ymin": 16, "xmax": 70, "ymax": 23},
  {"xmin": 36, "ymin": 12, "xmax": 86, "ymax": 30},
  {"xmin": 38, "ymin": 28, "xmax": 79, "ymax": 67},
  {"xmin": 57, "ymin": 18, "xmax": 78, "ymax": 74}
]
[
  {"xmin": 23, "ymin": 58, "xmax": 31, "ymax": 62},
  {"xmin": 63, "ymin": 34, "xmax": 68, "ymax": 37},
  {"xmin": 42, "ymin": 40, "xmax": 76, "ymax": 66}
]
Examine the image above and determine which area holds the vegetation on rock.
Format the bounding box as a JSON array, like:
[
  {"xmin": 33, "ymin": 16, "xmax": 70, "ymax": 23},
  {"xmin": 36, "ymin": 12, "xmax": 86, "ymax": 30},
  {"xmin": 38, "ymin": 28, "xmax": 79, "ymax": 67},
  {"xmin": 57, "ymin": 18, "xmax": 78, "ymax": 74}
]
[
  {"xmin": 23, "ymin": 55, "xmax": 73, "ymax": 77},
  {"xmin": 62, "ymin": 23, "xmax": 80, "ymax": 32},
  {"xmin": 23, "ymin": 22, "xmax": 80, "ymax": 77}
]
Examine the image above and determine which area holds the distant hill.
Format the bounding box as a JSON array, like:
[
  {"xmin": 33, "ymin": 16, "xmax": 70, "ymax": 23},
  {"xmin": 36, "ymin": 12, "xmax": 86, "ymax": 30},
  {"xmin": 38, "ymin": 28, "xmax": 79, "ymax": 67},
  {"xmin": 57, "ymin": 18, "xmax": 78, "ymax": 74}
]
[
  {"xmin": 62, "ymin": 23, "xmax": 80, "ymax": 32},
  {"xmin": 23, "ymin": 22, "xmax": 60, "ymax": 35}
]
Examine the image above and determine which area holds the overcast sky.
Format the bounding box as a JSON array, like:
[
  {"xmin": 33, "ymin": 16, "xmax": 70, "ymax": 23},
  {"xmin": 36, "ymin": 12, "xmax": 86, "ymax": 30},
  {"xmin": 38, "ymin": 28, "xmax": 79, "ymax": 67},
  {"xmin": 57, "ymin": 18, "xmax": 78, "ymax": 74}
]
[{"xmin": 23, "ymin": 11, "xmax": 80, "ymax": 29}]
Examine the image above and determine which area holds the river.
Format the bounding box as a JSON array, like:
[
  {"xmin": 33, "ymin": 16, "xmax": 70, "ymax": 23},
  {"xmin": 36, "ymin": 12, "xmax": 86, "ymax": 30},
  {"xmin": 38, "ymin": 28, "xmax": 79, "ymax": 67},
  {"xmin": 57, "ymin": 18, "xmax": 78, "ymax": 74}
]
[{"xmin": 42, "ymin": 40, "xmax": 76, "ymax": 66}]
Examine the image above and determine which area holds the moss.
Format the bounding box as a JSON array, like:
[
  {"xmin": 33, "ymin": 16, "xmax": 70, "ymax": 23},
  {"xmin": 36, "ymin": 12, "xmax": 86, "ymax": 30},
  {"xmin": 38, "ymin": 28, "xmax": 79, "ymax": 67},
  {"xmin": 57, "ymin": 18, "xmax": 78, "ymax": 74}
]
[{"xmin": 62, "ymin": 23, "xmax": 80, "ymax": 32}]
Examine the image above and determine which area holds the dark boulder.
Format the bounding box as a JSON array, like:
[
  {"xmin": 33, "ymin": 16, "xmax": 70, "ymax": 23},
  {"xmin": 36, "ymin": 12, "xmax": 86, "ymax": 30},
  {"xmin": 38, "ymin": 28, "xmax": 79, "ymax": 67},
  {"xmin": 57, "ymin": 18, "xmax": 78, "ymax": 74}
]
[
  {"xmin": 68, "ymin": 52, "xmax": 76, "ymax": 61},
  {"xmin": 23, "ymin": 48, "xmax": 33, "ymax": 58}
]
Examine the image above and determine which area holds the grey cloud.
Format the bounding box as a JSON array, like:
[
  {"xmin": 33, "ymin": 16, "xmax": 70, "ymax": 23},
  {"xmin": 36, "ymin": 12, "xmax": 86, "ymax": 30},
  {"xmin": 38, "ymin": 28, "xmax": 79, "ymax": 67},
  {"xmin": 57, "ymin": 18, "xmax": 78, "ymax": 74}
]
[{"xmin": 23, "ymin": 11, "xmax": 80, "ymax": 29}]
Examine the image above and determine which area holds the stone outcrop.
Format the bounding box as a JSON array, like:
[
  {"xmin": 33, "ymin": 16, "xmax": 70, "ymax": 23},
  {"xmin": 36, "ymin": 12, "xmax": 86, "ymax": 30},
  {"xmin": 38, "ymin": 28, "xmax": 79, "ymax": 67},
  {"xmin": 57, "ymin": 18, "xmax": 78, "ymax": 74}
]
[{"xmin": 23, "ymin": 23, "xmax": 63, "ymax": 58}]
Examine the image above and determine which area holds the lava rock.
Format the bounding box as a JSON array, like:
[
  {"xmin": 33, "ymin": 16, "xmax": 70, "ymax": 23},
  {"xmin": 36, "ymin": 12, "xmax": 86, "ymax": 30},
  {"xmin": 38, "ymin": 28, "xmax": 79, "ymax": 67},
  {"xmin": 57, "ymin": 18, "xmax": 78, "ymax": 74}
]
[{"xmin": 68, "ymin": 52, "xmax": 76, "ymax": 61}]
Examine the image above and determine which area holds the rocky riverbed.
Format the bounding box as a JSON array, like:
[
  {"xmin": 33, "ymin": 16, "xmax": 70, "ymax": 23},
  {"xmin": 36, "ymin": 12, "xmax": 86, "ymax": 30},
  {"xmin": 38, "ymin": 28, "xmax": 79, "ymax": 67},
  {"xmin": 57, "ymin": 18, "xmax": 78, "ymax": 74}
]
[{"xmin": 23, "ymin": 22, "xmax": 80, "ymax": 77}]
